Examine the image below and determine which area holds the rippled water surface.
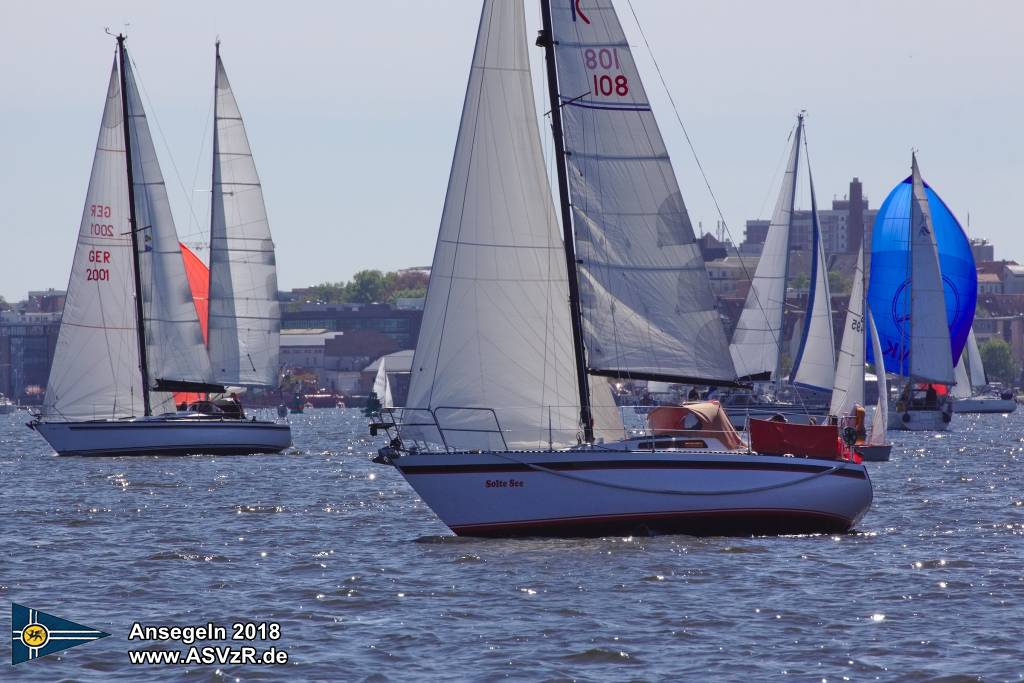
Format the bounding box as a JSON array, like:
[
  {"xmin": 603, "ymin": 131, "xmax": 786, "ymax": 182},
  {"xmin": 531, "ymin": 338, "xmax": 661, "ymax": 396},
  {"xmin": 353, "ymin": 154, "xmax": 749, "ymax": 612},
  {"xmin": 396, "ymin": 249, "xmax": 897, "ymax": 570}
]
[{"xmin": 3, "ymin": 408, "xmax": 1024, "ymax": 681}]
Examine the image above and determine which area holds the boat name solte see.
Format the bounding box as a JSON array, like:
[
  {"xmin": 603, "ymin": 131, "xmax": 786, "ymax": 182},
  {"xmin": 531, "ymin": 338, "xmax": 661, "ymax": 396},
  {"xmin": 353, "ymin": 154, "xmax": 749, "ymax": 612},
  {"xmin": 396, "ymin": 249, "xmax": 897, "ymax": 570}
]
[
  {"xmin": 368, "ymin": 0, "xmax": 872, "ymax": 539},
  {"xmin": 30, "ymin": 35, "xmax": 289, "ymax": 457}
]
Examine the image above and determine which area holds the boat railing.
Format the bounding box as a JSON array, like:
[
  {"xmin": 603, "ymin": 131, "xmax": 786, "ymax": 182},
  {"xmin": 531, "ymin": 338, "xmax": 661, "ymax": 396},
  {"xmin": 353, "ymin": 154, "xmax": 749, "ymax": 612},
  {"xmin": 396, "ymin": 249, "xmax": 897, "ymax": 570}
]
[{"xmin": 379, "ymin": 406, "xmax": 509, "ymax": 454}]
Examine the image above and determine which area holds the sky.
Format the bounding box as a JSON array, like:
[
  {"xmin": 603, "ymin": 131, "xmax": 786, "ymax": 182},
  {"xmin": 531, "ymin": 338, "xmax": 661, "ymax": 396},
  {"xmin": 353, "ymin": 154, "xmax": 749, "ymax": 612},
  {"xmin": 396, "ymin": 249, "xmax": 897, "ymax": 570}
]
[{"xmin": 2, "ymin": 1, "xmax": 1022, "ymax": 303}]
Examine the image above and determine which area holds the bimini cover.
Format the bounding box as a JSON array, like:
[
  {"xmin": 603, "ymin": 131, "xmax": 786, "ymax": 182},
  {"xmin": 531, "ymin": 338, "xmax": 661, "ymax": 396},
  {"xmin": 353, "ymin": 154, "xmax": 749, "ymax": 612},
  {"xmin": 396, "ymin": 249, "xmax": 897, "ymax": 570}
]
[
  {"xmin": 867, "ymin": 176, "xmax": 976, "ymax": 375},
  {"xmin": 647, "ymin": 401, "xmax": 744, "ymax": 450}
]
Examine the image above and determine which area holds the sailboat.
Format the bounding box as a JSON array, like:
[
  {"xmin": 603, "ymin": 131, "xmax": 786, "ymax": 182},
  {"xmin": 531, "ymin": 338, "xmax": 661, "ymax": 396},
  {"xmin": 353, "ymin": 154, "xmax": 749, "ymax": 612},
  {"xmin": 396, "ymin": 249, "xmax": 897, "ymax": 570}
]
[
  {"xmin": 371, "ymin": 0, "xmax": 871, "ymax": 537},
  {"xmin": 829, "ymin": 244, "xmax": 891, "ymax": 460},
  {"xmin": 726, "ymin": 115, "xmax": 834, "ymax": 426},
  {"xmin": 952, "ymin": 329, "xmax": 1017, "ymax": 413},
  {"xmin": 30, "ymin": 35, "xmax": 290, "ymax": 456}
]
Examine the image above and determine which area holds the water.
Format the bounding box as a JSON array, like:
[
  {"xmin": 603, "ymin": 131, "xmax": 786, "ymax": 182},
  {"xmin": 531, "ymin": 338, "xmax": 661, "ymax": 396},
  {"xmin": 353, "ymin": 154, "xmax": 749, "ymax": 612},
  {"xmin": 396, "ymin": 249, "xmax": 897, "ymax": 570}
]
[{"xmin": 3, "ymin": 408, "xmax": 1023, "ymax": 681}]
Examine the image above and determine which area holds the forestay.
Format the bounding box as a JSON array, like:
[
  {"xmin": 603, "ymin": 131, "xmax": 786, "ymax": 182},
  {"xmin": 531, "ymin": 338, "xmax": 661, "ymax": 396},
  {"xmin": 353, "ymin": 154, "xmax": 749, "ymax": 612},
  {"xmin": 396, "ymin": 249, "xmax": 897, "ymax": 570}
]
[
  {"xmin": 44, "ymin": 62, "xmax": 145, "ymax": 420},
  {"xmin": 550, "ymin": 0, "xmax": 736, "ymax": 385},
  {"xmin": 790, "ymin": 169, "xmax": 835, "ymax": 392},
  {"xmin": 405, "ymin": 0, "xmax": 581, "ymax": 449},
  {"xmin": 123, "ymin": 55, "xmax": 215, "ymax": 388},
  {"xmin": 908, "ymin": 155, "xmax": 954, "ymax": 385},
  {"xmin": 730, "ymin": 120, "xmax": 801, "ymax": 381},
  {"xmin": 830, "ymin": 247, "xmax": 865, "ymax": 416},
  {"xmin": 208, "ymin": 49, "xmax": 281, "ymax": 386}
]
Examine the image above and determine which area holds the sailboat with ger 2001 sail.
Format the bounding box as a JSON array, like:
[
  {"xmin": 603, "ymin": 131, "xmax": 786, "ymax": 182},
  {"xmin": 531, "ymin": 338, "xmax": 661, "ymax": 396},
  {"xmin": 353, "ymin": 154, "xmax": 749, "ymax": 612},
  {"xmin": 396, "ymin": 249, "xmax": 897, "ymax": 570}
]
[
  {"xmin": 370, "ymin": 0, "xmax": 871, "ymax": 537},
  {"xmin": 30, "ymin": 36, "xmax": 290, "ymax": 456}
]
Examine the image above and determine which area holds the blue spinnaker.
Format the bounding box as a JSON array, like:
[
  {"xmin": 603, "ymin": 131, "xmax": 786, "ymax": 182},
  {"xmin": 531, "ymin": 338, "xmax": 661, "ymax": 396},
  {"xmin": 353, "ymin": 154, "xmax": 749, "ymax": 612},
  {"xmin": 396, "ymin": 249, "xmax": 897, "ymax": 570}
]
[{"xmin": 867, "ymin": 176, "xmax": 976, "ymax": 376}]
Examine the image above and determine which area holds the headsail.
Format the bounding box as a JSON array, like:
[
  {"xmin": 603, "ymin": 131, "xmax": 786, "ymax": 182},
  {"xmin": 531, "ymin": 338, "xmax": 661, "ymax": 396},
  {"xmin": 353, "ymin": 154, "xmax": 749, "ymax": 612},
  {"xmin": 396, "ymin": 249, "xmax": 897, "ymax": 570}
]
[
  {"xmin": 830, "ymin": 246, "xmax": 865, "ymax": 416},
  {"xmin": 951, "ymin": 354, "xmax": 972, "ymax": 399},
  {"xmin": 965, "ymin": 328, "xmax": 986, "ymax": 389},
  {"xmin": 123, "ymin": 53, "xmax": 216, "ymax": 391},
  {"xmin": 373, "ymin": 359, "xmax": 393, "ymax": 410},
  {"xmin": 907, "ymin": 154, "xmax": 954, "ymax": 385},
  {"xmin": 790, "ymin": 166, "xmax": 835, "ymax": 392},
  {"xmin": 549, "ymin": 0, "xmax": 736, "ymax": 385},
  {"xmin": 867, "ymin": 310, "xmax": 888, "ymax": 446},
  {"xmin": 730, "ymin": 118, "xmax": 802, "ymax": 381},
  {"xmin": 405, "ymin": 0, "xmax": 581, "ymax": 449},
  {"xmin": 208, "ymin": 46, "xmax": 281, "ymax": 387},
  {"xmin": 44, "ymin": 60, "xmax": 144, "ymax": 420}
]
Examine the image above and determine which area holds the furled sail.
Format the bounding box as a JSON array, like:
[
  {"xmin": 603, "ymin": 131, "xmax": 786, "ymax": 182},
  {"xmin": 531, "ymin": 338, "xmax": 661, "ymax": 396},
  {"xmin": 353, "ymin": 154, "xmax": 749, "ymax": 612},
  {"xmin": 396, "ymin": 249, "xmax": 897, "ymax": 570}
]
[
  {"xmin": 405, "ymin": 0, "xmax": 581, "ymax": 449},
  {"xmin": 907, "ymin": 155, "xmax": 954, "ymax": 385},
  {"xmin": 867, "ymin": 310, "xmax": 888, "ymax": 446},
  {"xmin": 790, "ymin": 169, "xmax": 835, "ymax": 391},
  {"xmin": 123, "ymin": 54, "xmax": 216, "ymax": 390},
  {"xmin": 44, "ymin": 61, "xmax": 144, "ymax": 420},
  {"xmin": 730, "ymin": 119, "xmax": 801, "ymax": 381},
  {"xmin": 830, "ymin": 246, "xmax": 865, "ymax": 416},
  {"xmin": 550, "ymin": 0, "xmax": 736, "ymax": 385},
  {"xmin": 208, "ymin": 47, "xmax": 281, "ymax": 386}
]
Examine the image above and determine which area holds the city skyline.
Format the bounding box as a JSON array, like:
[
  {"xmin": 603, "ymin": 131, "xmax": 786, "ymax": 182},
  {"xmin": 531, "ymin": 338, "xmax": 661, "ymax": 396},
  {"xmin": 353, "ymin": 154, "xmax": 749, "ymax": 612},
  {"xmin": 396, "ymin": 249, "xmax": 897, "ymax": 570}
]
[{"xmin": 2, "ymin": 1, "xmax": 1022, "ymax": 302}]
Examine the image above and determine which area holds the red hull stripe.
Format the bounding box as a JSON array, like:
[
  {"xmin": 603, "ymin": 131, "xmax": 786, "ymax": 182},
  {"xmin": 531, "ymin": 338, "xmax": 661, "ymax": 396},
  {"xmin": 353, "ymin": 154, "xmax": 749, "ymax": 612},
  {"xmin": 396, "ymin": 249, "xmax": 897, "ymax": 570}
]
[{"xmin": 449, "ymin": 508, "xmax": 856, "ymax": 538}]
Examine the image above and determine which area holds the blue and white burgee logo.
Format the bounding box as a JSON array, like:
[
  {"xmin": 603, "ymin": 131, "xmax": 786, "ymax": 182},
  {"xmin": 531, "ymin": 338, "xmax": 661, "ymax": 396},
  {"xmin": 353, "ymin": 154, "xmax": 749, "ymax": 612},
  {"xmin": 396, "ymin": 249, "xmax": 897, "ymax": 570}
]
[{"xmin": 11, "ymin": 603, "xmax": 110, "ymax": 665}]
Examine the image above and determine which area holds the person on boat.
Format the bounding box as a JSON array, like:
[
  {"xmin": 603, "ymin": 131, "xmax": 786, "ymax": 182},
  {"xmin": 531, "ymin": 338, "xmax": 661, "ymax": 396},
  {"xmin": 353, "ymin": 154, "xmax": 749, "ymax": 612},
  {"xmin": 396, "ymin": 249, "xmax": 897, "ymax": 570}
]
[
  {"xmin": 925, "ymin": 384, "xmax": 938, "ymax": 409},
  {"xmin": 687, "ymin": 387, "xmax": 700, "ymax": 400},
  {"xmin": 853, "ymin": 404, "xmax": 867, "ymax": 443},
  {"xmin": 213, "ymin": 392, "xmax": 245, "ymax": 419}
]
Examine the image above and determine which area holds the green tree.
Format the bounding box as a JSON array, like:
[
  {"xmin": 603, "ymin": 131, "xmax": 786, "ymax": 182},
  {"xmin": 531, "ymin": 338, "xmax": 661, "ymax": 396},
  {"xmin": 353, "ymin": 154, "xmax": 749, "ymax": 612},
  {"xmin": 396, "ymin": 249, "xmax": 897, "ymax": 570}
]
[
  {"xmin": 979, "ymin": 337, "xmax": 1018, "ymax": 385},
  {"xmin": 828, "ymin": 270, "xmax": 851, "ymax": 295},
  {"xmin": 344, "ymin": 270, "xmax": 389, "ymax": 303}
]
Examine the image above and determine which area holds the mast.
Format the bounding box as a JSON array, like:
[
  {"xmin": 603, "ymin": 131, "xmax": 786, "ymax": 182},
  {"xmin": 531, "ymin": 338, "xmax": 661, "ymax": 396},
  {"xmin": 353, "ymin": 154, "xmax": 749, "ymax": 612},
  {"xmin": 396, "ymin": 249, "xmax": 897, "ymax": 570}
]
[
  {"xmin": 537, "ymin": 0, "xmax": 593, "ymax": 444},
  {"xmin": 117, "ymin": 34, "xmax": 152, "ymax": 416},
  {"xmin": 775, "ymin": 112, "xmax": 803, "ymax": 393},
  {"xmin": 208, "ymin": 39, "xmax": 220, "ymax": 352}
]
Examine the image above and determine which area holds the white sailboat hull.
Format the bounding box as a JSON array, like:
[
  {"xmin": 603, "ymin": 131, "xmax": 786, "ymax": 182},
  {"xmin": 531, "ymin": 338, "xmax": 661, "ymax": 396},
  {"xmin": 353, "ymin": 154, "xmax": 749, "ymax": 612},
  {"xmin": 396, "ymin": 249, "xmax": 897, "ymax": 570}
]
[
  {"xmin": 892, "ymin": 408, "xmax": 951, "ymax": 431},
  {"xmin": 388, "ymin": 448, "xmax": 872, "ymax": 537},
  {"xmin": 952, "ymin": 398, "xmax": 1017, "ymax": 414},
  {"xmin": 32, "ymin": 417, "xmax": 291, "ymax": 457}
]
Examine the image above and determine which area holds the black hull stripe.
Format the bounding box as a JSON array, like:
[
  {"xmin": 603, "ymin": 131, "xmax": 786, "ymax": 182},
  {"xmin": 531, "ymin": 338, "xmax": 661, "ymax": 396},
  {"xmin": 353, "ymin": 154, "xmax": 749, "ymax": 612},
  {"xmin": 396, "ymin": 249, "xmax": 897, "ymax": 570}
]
[
  {"xmin": 53, "ymin": 422, "xmax": 290, "ymax": 432},
  {"xmin": 450, "ymin": 508, "xmax": 857, "ymax": 538},
  {"xmin": 56, "ymin": 444, "xmax": 289, "ymax": 457},
  {"xmin": 398, "ymin": 459, "xmax": 867, "ymax": 480}
]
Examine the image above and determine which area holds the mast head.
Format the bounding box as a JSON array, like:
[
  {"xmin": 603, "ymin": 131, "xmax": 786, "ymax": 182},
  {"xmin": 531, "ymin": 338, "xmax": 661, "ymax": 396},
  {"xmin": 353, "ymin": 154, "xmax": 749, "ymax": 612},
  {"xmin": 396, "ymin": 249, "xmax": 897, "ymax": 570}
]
[{"xmin": 215, "ymin": 37, "xmax": 221, "ymax": 56}]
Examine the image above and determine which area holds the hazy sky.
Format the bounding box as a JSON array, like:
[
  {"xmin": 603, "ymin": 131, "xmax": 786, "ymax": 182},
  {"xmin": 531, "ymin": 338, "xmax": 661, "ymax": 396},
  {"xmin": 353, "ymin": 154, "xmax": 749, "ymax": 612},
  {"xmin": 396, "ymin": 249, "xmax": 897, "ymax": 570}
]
[{"xmin": 2, "ymin": 1, "xmax": 1022, "ymax": 302}]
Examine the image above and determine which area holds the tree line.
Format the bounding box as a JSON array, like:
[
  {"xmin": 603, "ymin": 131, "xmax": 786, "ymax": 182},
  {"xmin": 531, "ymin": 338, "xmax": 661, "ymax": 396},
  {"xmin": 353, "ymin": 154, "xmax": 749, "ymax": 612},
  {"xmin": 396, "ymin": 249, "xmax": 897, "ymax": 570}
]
[{"xmin": 298, "ymin": 270, "xmax": 429, "ymax": 306}]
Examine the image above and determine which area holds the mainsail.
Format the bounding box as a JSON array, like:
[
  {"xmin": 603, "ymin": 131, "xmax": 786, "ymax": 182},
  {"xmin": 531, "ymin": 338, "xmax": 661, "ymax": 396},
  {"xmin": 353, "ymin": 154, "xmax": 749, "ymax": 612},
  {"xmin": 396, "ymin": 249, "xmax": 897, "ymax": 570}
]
[
  {"xmin": 405, "ymin": 0, "xmax": 582, "ymax": 449},
  {"xmin": 790, "ymin": 167, "xmax": 835, "ymax": 391},
  {"xmin": 44, "ymin": 61, "xmax": 144, "ymax": 420},
  {"xmin": 965, "ymin": 328, "xmax": 986, "ymax": 389},
  {"xmin": 830, "ymin": 246, "xmax": 865, "ymax": 416},
  {"xmin": 550, "ymin": 0, "xmax": 736, "ymax": 385},
  {"xmin": 208, "ymin": 45, "xmax": 281, "ymax": 386},
  {"xmin": 373, "ymin": 359, "xmax": 393, "ymax": 410},
  {"xmin": 123, "ymin": 53, "xmax": 215, "ymax": 391},
  {"xmin": 908, "ymin": 155, "xmax": 954, "ymax": 385},
  {"xmin": 730, "ymin": 118, "xmax": 802, "ymax": 381},
  {"xmin": 867, "ymin": 310, "xmax": 888, "ymax": 446}
]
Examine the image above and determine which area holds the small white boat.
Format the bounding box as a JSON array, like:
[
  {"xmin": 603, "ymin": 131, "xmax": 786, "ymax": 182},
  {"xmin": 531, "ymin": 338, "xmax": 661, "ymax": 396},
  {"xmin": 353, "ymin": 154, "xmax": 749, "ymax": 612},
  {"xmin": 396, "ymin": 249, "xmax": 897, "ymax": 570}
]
[
  {"xmin": 32, "ymin": 36, "xmax": 289, "ymax": 457},
  {"xmin": 373, "ymin": 0, "xmax": 871, "ymax": 538},
  {"xmin": 0, "ymin": 395, "xmax": 16, "ymax": 415},
  {"xmin": 951, "ymin": 330, "xmax": 1017, "ymax": 414}
]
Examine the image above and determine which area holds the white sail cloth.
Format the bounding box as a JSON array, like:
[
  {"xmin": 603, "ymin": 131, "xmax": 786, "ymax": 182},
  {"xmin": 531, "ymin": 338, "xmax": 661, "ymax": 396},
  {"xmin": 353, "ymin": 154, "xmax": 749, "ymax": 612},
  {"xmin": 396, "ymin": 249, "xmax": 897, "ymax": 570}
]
[
  {"xmin": 730, "ymin": 120, "xmax": 801, "ymax": 380},
  {"xmin": 965, "ymin": 328, "xmax": 986, "ymax": 389},
  {"xmin": 867, "ymin": 310, "xmax": 888, "ymax": 446},
  {"xmin": 830, "ymin": 247, "xmax": 865, "ymax": 416},
  {"xmin": 373, "ymin": 359, "xmax": 393, "ymax": 409},
  {"xmin": 908, "ymin": 154, "xmax": 954, "ymax": 385},
  {"xmin": 550, "ymin": 0, "xmax": 736, "ymax": 384},
  {"xmin": 44, "ymin": 61, "xmax": 145, "ymax": 420},
  {"xmin": 952, "ymin": 355, "xmax": 972, "ymax": 399},
  {"xmin": 123, "ymin": 55, "xmax": 214, "ymax": 388},
  {"xmin": 405, "ymin": 0, "xmax": 581, "ymax": 449},
  {"xmin": 208, "ymin": 51, "xmax": 281, "ymax": 386},
  {"xmin": 790, "ymin": 171, "xmax": 835, "ymax": 391}
]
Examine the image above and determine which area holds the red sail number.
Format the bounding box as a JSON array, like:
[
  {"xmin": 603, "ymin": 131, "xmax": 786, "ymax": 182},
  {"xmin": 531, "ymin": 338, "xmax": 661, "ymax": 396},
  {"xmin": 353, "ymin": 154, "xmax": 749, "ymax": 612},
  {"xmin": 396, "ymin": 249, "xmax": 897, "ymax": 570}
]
[{"xmin": 592, "ymin": 73, "xmax": 629, "ymax": 97}]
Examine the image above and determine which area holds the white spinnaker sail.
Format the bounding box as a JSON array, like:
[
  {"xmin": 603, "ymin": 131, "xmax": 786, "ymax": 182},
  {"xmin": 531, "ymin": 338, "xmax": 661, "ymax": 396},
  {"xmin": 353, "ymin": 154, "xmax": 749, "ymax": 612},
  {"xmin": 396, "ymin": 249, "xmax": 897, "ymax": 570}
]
[
  {"xmin": 550, "ymin": 0, "xmax": 736, "ymax": 384},
  {"xmin": 830, "ymin": 247, "xmax": 865, "ymax": 416},
  {"xmin": 951, "ymin": 354, "xmax": 972, "ymax": 399},
  {"xmin": 405, "ymin": 0, "xmax": 580, "ymax": 449},
  {"xmin": 867, "ymin": 310, "xmax": 888, "ymax": 445},
  {"xmin": 908, "ymin": 155, "xmax": 954, "ymax": 384},
  {"xmin": 44, "ymin": 61, "xmax": 144, "ymax": 420},
  {"xmin": 791, "ymin": 170, "xmax": 835, "ymax": 391},
  {"xmin": 965, "ymin": 328, "xmax": 986, "ymax": 389},
  {"xmin": 123, "ymin": 54, "xmax": 214, "ymax": 388},
  {"xmin": 730, "ymin": 120, "xmax": 801, "ymax": 380},
  {"xmin": 208, "ymin": 50, "xmax": 281, "ymax": 386},
  {"xmin": 373, "ymin": 359, "xmax": 393, "ymax": 409}
]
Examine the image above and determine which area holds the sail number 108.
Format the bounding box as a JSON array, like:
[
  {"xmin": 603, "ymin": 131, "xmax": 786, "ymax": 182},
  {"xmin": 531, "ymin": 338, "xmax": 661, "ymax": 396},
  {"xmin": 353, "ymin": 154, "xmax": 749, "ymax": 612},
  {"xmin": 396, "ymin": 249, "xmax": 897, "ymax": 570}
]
[{"xmin": 582, "ymin": 48, "xmax": 629, "ymax": 98}]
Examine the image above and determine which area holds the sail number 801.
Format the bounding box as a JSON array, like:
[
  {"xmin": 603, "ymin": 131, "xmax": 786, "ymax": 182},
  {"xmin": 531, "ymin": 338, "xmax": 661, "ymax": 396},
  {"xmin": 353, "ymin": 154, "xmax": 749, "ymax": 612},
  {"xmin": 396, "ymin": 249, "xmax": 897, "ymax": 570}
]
[{"xmin": 582, "ymin": 48, "xmax": 628, "ymax": 97}]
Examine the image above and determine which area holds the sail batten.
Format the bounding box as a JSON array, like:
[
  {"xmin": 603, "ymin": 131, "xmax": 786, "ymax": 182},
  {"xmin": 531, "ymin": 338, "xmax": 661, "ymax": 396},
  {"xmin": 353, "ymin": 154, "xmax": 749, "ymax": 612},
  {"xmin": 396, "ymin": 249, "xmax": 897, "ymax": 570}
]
[
  {"xmin": 207, "ymin": 49, "xmax": 281, "ymax": 387},
  {"xmin": 550, "ymin": 0, "xmax": 736, "ymax": 385}
]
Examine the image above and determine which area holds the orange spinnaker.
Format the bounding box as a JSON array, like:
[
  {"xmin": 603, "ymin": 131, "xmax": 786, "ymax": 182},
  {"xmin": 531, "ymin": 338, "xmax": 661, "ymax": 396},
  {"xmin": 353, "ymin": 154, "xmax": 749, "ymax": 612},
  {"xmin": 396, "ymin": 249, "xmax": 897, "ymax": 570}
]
[{"xmin": 175, "ymin": 242, "xmax": 210, "ymax": 406}]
